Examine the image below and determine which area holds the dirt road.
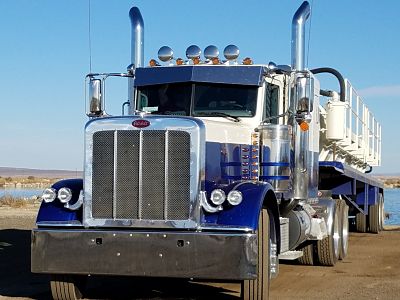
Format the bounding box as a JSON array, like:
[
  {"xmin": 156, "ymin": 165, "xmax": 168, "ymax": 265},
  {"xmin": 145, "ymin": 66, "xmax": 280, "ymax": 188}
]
[{"xmin": 1, "ymin": 207, "xmax": 400, "ymax": 299}]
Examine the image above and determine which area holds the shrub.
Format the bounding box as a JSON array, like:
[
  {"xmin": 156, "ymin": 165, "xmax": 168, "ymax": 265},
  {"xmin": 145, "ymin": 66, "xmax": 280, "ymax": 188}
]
[{"xmin": 0, "ymin": 195, "xmax": 38, "ymax": 208}]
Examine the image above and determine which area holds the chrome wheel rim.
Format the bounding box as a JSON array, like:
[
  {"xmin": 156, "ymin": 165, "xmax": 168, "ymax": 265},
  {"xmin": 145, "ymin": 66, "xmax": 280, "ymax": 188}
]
[
  {"xmin": 342, "ymin": 207, "xmax": 349, "ymax": 255},
  {"xmin": 333, "ymin": 208, "xmax": 340, "ymax": 258}
]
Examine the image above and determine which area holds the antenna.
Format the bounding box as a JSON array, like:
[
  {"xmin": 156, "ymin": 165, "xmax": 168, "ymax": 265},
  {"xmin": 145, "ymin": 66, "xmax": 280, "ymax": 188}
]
[{"xmin": 88, "ymin": 0, "xmax": 92, "ymax": 73}]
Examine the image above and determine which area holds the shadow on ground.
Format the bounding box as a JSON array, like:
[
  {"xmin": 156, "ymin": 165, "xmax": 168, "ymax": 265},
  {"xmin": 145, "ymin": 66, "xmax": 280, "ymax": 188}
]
[
  {"xmin": 0, "ymin": 229, "xmax": 239, "ymax": 299},
  {"xmin": 0, "ymin": 229, "xmax": 50, "ymax": 299}
]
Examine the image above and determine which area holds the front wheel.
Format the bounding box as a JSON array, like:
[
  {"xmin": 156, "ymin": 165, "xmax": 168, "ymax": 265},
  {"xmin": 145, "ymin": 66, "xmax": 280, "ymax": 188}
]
[
  {"xmin": 241, "ymin": 209, "xmax": 270, "ymax": 300},
  {"xmin": 50, "ymin": 274, "xmax": 87, "ymax": 300}
]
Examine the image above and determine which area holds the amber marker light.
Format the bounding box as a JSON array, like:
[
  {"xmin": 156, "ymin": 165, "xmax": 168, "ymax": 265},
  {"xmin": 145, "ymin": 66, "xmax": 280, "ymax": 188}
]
[
  {"xmin": 300, "ymin": 121, "xmax": 309, "ymax": 131},
  {"xmin": 149, "ymin": 59, "xmax": 158, "ymax": 67},
  {"xmin": 176, "ymin": 58, "xmax": 184, "ymax": 65},
  {"xmin": 242, "ymin": 57, "xmax": 253, "ymax": 65},
  {"xmin": 212, "ymin": 58, "xmax": 220, "ymax": 65},
  {"xmin": 193, "ymin": 57, "xmax": 200, "ymax": 65}
]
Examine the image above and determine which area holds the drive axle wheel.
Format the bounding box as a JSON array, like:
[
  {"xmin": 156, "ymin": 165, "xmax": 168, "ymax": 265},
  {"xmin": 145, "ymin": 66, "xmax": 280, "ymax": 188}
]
[
  {"xmin": 369, "ymin": 201, "xmax": 380, "ymax": 234},
  {"xmin": 317, "ymin": 201, "xmax": 340, "ymax": 266},
  {"xmin": 356, "ymin": 211, "xmax": 367, "ymax": 233},
  {"xmin": 338, "ymin": 200, "xmax": 349, "ymax": 260},
  {"xmin": 241, "ymin": 209, "xmax": 270, "ymax": 300},
  {"xmin": 50, "ymin": 275, "xmax": 86, "ymax": 300},
  {"xmin": 297, "ymin": 243, "xmax": 314, "ymax": 265},
  {"xmin": 379, "ymin": 194, "xmax": 385, "ymax": 231}
]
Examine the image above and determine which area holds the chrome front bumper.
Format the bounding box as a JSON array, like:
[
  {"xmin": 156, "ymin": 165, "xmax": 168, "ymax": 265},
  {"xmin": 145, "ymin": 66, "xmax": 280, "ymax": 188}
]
[{"xmin": 31, "ymin": 229, "xmax": 257, "ymax": 280}]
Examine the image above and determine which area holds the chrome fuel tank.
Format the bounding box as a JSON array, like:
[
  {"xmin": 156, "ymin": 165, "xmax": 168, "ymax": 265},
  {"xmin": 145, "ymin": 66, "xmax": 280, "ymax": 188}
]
[{"xmin": 259, "ymin": 124, "xmax": 292, "ymax": 192}]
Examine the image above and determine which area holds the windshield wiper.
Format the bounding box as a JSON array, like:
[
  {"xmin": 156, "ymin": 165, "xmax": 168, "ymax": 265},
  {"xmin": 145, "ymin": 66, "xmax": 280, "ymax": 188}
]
[{"xmin": 196, "ymin": 112, "xmax": 240, "ymax": 122}]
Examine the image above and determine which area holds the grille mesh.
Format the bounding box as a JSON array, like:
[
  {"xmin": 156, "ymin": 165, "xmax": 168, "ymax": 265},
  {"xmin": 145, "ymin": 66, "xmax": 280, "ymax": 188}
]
[
  {"xmin": 92, "ymin": 131, "xmax": 114, "ymax": 218},
  {"xmin": 115, "ymin": 131, "xmax": 140, "ymax": 219},
  {"xmin": 91, "ymin": 129, "xmax": 191, "ymax": 221},
  {"xmin": 141, "ymin": 131, "xmax": 166, "ymax": 219},
  {"xmin": 167, "ymin": 131, "xmax": 191, "ymax": 219}
]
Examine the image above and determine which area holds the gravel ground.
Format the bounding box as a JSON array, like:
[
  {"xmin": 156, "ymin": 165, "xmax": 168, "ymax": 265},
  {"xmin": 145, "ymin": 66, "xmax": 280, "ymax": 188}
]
[{"xmin": 1, "ymin": 207, "xmax": 400, "ymax": 299}]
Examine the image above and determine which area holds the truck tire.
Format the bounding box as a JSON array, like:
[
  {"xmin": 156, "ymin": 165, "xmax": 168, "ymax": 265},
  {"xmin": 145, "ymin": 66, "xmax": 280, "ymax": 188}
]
[
  {"xmin": 317, "ymin": 202, "xmax": 340, "ymax": 266},
  {"xmin": 379, "ymin": 194, "xmax": 384, "ymax": 231},
  {"xmin": 241, "ymin": 209, "xmax": 270, "ymax": 300},
  {"xmin": 50, "ymin": 275, "xmax": 86, "ymax": 300},
  {"xmin": 297, "ymin": 243, "xmax": 314, "ymax": 265},
  {"xmin": 356, "ymin": 211, "xmax": 367, "ymax": 233},
  {"xmin": 368, "ymin": 201, "xmax": 380, "ymax": 234},
  {"xmin": 338, "ymin": 200, "xmax": 349, "ymax": 260}
]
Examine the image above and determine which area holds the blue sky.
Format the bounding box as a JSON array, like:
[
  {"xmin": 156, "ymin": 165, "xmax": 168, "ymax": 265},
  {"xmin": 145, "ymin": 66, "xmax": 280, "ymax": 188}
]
[{"xmin": 0, "ymin": 0, "xmax": 399, "ymax": 174}]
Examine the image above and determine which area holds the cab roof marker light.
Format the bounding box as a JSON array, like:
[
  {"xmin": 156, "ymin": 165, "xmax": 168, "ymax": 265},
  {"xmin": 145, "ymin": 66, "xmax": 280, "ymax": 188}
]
[
  {"xmin": 223, "ymin": 45, "xmax": 240, "ymax": 61},
  {"xmin": 186, "ymin": 45, "xmax": 202, "ymax": 64},
  {"xmin": 204, "ymin": 45, "xmax": 219, "ymax": 60},
  {"xmin": 242, "ymin": 57, "xmax": 253, "ymax": 65},
  {"xmin": 212, "ymin": 58, "xmax": 220, "ymax": 65},
  {"xmin": 149, "ymin": 59, "xmax": 160, "ymax": 67},
  {"xmin": 158, "ymin": 46, "xmax": 174, "ymax": 62}
]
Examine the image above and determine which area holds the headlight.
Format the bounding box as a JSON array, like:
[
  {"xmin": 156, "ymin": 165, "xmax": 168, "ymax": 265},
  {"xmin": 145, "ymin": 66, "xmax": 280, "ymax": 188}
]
[
  {"xmin": 58, "ymin": 187, "xmax": 73, "ymax": 203},
  {"xmin": 227, "ymin": 190, "xmax": 243, "ymax": 205},
  {"xmin": 42, "ymin": 188, "xmax": 57, "ymax": 203},
  {"xmin": 210, "ymin": 189, "xmax": 226, "ymax": 205}
]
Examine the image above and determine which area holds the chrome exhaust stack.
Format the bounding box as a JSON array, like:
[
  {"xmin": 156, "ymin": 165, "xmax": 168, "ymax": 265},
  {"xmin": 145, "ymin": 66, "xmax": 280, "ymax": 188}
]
[
  {"xmin": 129, "ymin": 7, "xmax": 144, "ymax": 68},
  {"xmin": 290, "ymin": 1, "xmax": 312, "ymax": 201},
  {"xmin": 128, "ymin": 7, "xmax": 144, "ymax": 112},
  {"xmin": 291, "ymin": 1, "xmax": 311, "ymax": 71}
]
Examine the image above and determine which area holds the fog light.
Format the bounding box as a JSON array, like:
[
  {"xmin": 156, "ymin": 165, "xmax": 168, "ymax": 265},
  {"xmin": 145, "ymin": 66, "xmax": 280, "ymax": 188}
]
[
  {"xmin": 227, "ymin": 190, "xmax": 243, "ymax": 205},
  {"xmin": 42, "ymin": 188, "xmax": 57, "ymax": 203},
  {"xmin": 210, "ymin": 189, "xmax": 226, "ymax": 205},
  {"xmin": 58, "ymin": 187, "xmax": 73, "ymax": 203}
]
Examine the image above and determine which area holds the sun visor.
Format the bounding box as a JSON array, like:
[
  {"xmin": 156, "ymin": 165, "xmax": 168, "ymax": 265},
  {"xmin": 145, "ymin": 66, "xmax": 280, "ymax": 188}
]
[{"xmin": 134, "ymin": 65, "xmax": 264, "ymax": 87}]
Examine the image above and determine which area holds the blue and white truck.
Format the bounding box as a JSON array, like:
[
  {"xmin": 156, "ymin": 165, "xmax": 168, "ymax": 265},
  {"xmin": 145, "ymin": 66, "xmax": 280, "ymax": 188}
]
[{"xmin": 31, "ymin": 2, "xmax": 383, "ymax": 299}]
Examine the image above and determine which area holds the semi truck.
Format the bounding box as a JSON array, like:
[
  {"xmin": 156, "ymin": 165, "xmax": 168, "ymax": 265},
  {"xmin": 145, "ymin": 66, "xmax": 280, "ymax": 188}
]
[{"xmin": 31, "ymin": 2, "xmax": 384, "ymax": 299}]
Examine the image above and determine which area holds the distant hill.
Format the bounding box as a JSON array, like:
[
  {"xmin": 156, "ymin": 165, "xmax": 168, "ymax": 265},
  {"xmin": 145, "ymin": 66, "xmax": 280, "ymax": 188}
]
[
  {"xmin": 0, "ymin": 167, "xmax": 83, "ymax": 178},
  {"xmin": 374, "ymin": 174, "xmax": 400, "ymax": 178}
]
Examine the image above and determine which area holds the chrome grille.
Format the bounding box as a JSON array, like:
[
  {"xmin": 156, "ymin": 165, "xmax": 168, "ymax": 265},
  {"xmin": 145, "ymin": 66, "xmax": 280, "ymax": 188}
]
[{"xmin": 91, "ymin": 130, "xmax": 191, "ymax": 221}]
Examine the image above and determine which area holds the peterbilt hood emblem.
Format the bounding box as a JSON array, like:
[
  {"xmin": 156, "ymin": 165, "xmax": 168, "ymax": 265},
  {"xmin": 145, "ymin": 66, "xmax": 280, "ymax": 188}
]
[{"xmin": 132, "ymin": 119, "xmax": 150, "ymax": 128}]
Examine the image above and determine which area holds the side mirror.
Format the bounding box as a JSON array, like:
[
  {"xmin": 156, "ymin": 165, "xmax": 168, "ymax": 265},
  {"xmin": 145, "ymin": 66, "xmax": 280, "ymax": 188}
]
[
  {"xmin": 267, "ymin": 62, "xmax": 292, "ymax": 74},
  {"xmin": 276, "ymin": 64, "xmax": 292, "ymax": 73},
  {"xmin": 88, "ymin": 78, "xmax": 103, "ymax": 116}
]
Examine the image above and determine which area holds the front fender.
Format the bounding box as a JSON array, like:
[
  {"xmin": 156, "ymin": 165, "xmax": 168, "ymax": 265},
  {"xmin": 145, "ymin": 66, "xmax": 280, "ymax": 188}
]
[
  {"xmin": 315, "ymin": 198, "xmax": 336, "ymax": 236},
  {"xmin": 204, "ymin": 181, "xmax": 277, "ymax": 231},
  {"xmin": 36, "ymin": 179, "xmax": 83, "ymax": 226}
]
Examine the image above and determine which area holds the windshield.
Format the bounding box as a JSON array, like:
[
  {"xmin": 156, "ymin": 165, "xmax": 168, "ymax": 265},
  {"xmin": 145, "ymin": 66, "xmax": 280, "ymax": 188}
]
[{"xmin": 137, "ymin": 82, "xmax": 258, "ymax": 117}]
